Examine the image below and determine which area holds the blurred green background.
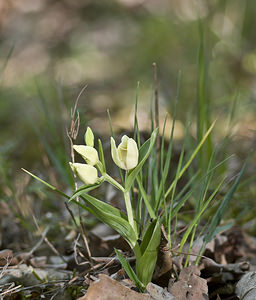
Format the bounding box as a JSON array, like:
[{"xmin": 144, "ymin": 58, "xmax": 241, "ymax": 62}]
[{"xmin": 0, "ymin": 0, "xmax": 256, "ymax": 230}]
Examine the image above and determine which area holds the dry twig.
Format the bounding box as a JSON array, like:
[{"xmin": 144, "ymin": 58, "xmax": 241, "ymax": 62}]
[
  {"xmin": 32, "ymin": 215, "xmax": 67, "ymax": 263},
  {"xmin": 66, "ymin": 86, "xmax": 92, "ymax": 260}
]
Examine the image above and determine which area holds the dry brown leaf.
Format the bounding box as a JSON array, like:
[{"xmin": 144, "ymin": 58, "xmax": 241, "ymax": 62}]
[
  {"xmin": 88, "ymin": 232, "xmax": 130, "ymax": 257},
  {"xmin": 153, "ymin": 226, "xmax": 172, "ymax": 280},
  {"xmin": 77, "ymin": 274, "xmax": 152, "ymax": 300},
  {"xmin": 30, "ymin": 256, "xmax": 47, "ymax": 268},
  {"xmin": 215, "ymin": 227, "xmax": 256, "ymax": 264},
  {"xmin": 147, "ymin": 283, "xmax": 177, "ymax": 300},
  {"xmin": 0, "ymin": 249, "xmax": 18, "ymax": 266},
  {"xmin": 168, "ymin": 266, "xmax": 208, "ymax": 300}
]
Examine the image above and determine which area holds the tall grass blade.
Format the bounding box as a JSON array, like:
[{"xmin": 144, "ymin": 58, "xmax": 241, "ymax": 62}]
[
  {"xmin": 197, "ymin": 20, "xmax": 212, "ymax": 171},
  {"xmin": 165, "ymin": 121, "xmax": 215, "ymax": 199},
  {"xmin": 133, "ymin": 81, "xmax": 141, "ymax": 147},
  {"xmin": 155, "ymin": 71, "xmax": 181, "ymax": 209},
  {"xmin": 179, "ymin": 178, "xmax": 225, "ymax": 252},
  {"xmin": 203, "ymin": 160, "xmax": 247, "ymax": 244},
  {"xmin": 136, "ymin": 176, "xmax": 156, "ymax": 219}
]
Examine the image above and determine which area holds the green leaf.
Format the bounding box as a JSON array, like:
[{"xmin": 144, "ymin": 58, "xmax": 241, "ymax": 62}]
[
  {"xmin": 21, "ymin": 168, "xmax": 69, "ymax": 199},
  {"xmin": 157, "ymin": 71, "xmax": 181, "ymax": 209},
  {"xmin": 136, "ymin": 176, "xmax": 156, "ymax": 219},
  {"xmin": 133, "ymin": 81, "xmax": 141, "ymax": 148},
  {"xmin": 179, "ymin": 178, "xmax": 225, "ymax": 252},
  {"xmin": 98, "ymin": 139, "xmax": 106, "ymax": 173},
  {"xmin": 125, "ymin": 128, "xmax": 158, "ymax": 191},
  {"xmin": 115, "ymin": 249, "xmax": 145, "ymax": 292},
  {"xmin": 68, "ymin": 181, "xmax": 103, "ymax": 202},
  {"xmin": 76, "ymin": 192, "xmax": 137, "ymax": 249},
  {"xmin": 136, "ymin": 219, "xmax": 161, "ymax": 286},
  {"xmin": 203, "ymin": 160, "xmax": 247, "ymax": 244},
  {"xmin": 165, "ymin": 121, "xmax": 215, "ymax": 198}
]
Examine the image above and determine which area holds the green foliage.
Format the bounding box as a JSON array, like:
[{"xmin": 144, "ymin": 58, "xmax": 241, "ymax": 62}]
[
  {"xmin": 136, "ymin": 219, "xmax": 161, "ymax": 286},
  {"xmin": 1, "ymin": 4, "xmax": 255, "ymax": 295},
  {"xmin": 22, "ymin": 65, "xmax": 248, "ymax": 291},
  {"xmin": 79, "ymin": 193, "xmax": 138, "ymax": 249},
  {"xmin": 115, "ymin": 249, "xmax": 145, "ymax": 292}
]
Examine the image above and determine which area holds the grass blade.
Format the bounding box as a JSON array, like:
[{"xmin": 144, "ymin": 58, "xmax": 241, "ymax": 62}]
[
  {"xmin": 136, "ymin": 176, "xmax": 156, "ymax": 219},
  {"xmin": 165, "ymin": 121, "xmax": 215, "ymax": 199},
  {"xmin": 179, "ymin": 177, "xmax": 225, "ymax": 252},
  {"xmin": 203, "ymin": 159, "xmax": 247, "ymax": 244}
]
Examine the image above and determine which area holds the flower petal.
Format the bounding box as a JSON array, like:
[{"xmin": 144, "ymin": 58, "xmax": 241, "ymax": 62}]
[
  {"xmin": 111, "ymin": 137, "xmax": 125, "ymax": 169},
  {"xmin": 126, "ymin": 138, "xmax": 139, "ymax": 169}
]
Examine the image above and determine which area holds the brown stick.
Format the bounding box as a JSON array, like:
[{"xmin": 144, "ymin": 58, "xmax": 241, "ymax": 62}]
[{"xmin": 67, "ymin": 85, "xmax": 92, "ymax": 259}]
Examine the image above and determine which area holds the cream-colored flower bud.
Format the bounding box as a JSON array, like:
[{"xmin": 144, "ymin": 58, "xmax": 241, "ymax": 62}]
[
  {"xmin": 85, "ymin": 127, "xmax": 94, "ymax": 147},
  {"xmin": 69, "ymin": 163, "xmax": 98, "ymax": 185},
  {"xmin": 111, "ymin": 135, "xmax": 139, "ymax": 170},
  {"xmin": 73, "ymin": 145, "xmax": 99, "ymax": 166}
]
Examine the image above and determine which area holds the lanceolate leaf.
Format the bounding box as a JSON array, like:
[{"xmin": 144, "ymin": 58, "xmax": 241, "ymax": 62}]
[
  {"xmin": 98, "ymin": 139, "xmax": 106, "ymax": 173},
  {"xmin": 68, "ymin": 181, "xmax": 103, "ymax": 202},
  {"xmin": 125, "ymin": 128, "xmax": 158, "ymax": 191},
  {"xmin": 136, "ymin": 219, "xmax": 161, "ymax": 286},
  {"xmin": 21, "ymin": 168, "xmax": 69, "ymax": 199},
  {"xmin": 115, "ymin": 249, "xmax": 145, "ymax": 292},
  {"xmin": 75, "ymin": 193, "xmax": 137, "ymax": 249}
]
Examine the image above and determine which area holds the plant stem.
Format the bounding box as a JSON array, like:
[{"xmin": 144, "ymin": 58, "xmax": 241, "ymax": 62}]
[
  {"xmin": 124, "ymin": 190, "xmax": 137, "ymax": 236},
  {"xmin": 104, "ymin": 173, "xmax": 125, "ymax": 193},
  {"xmin": 103, "ymin": 173, "xmax": 137, "ymax": 236}
]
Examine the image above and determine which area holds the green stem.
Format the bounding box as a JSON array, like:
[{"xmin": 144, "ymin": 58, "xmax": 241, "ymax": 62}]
[
  {"xmin": 104, "ymin": 173, "xmax": 125, "ymax": 193},
  {"xmin": 124, "ymin": 190, "xmax": 137, "ymax": 237},
  {"xmin": 104, "ymin": 173, "xmax": 137, "ymax": 237},
  {"xmin": 133, "ymin": 241, "xmax": 141, "ymax": 259}
]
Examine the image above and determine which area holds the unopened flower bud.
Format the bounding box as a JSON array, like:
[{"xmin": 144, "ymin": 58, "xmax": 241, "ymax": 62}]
[
  {"xmin": 85, "ymin": 127, "xmax": 94, "ymax": 147},
  {"xmin": 73, "ymin": 145, "xmax": 99, "ymax": 166},
  {"xmin": 69, "ymin": 163, "xmax": 98, "ymax": 185},
  {"xmin": 111, "ymin": 135, "xmax": 139, "ymax": 170}
]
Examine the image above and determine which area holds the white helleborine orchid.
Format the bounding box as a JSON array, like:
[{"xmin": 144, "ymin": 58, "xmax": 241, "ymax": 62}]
[
  {"xmin": 73, "ymin": 145, "xmax": 99, "ymax": 166},
  {"xmin": 69, "ymin": 163, "xmax": 98, "ymax": 185},
  {"xmin": 111, "ymin": 135, "xmax": 139, "ymax": 170}
]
